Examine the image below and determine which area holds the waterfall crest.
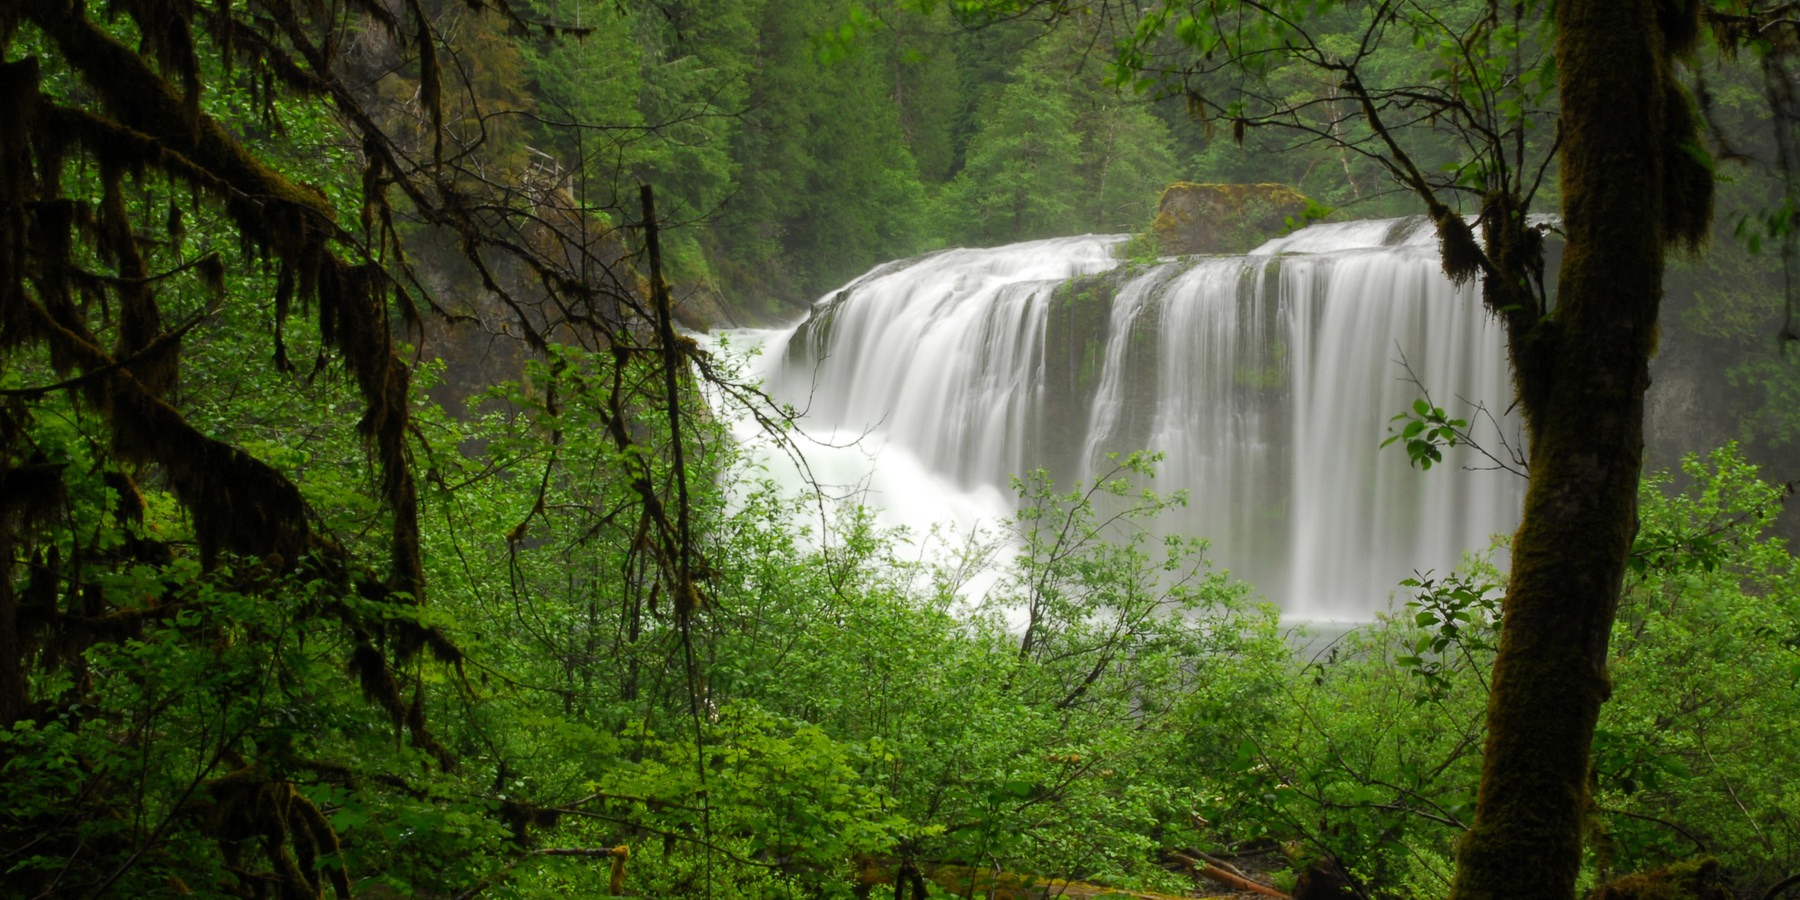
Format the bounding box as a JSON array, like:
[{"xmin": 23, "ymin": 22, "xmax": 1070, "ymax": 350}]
[{"xmin": 756, "ymin": 219, "xmax": 1523, "ymax": 619}]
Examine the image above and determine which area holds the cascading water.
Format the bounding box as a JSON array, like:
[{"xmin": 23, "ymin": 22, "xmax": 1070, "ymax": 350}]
[{"xmin": 749, "ymin": 217, "xmax": 1524, "ymax": 620}]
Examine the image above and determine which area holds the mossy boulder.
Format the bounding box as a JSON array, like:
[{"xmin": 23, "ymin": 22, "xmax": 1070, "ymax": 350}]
[
  {"xmin": 1586, "ymin": 858, "xmax": 1728, "ymax": 900},
  {"xmin": 1151, "ymin": 182, "xmax": 1312, "ymax": 255}
]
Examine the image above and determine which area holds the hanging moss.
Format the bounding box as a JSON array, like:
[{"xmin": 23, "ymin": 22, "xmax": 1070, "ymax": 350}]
[
  {"xmin": 1656, "ymin": 0, "xmax": 1703, "ymax": 58},
  {"xmin": 207, "ymin": 768, "xmax": 353, "ymax": 900},
  {"xmin": 1434, "ymin": 210, "xmax": 1484, "ymax": 287},
  {"xmin": 2, "ymin": 0, "xmax": 695, "ymax": 893},
  {"xmin": 1661, "ymin": 78, "xmax": 1713, "ymax": 252}
]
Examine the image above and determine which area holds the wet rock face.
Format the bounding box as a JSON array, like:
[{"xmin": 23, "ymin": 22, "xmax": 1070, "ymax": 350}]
[{"xmin": 1152, "ymin": 182, "xmax": 1312, "ymax": 255}]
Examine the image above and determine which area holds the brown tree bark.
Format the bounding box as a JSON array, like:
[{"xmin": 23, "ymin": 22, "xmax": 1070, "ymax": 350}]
[{"xmin": 1449, "ymin": 0, "xmax": 1695, "ymax": 896}]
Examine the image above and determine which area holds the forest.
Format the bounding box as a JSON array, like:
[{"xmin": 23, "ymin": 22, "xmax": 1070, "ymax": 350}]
[{"xmin": 1, "ymin": 0, "xmax": 1798, "ymax": 898}]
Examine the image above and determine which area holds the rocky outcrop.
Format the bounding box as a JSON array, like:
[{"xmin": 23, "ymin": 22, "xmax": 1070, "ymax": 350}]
[{"xmin": 1152, "ymin": 183, "xmax": 1313, "ymax": 255}]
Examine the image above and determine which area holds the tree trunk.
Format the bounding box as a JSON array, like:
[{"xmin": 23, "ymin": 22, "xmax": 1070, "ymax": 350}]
[{"xmin": 1450, "ymin": 1, "xmax": 1673, "ymax": 897}]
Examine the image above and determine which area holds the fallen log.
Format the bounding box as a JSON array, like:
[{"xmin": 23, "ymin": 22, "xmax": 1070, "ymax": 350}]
[
  {"xmin": 1168, "ymin": 852, "xmax": 1294, "ymax": 899},
  {"xmin": 854, "ymin": 856, "xmax": 1238, "ymax": 900}
]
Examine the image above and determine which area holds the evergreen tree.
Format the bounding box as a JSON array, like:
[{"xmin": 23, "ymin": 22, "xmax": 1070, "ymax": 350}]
[
  {"xmin": 952, "ymin": 57, "xmax": 1084, "ymax": 242},
  {"xmin": 947, "ymin": 25, "xmax": 1176, "ymax": 245}
]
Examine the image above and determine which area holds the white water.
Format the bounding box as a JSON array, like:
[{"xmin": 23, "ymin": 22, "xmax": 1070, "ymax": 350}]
[{"xmin": 739, "ymin": 219, "xmax": 1524, "ymax": 620}]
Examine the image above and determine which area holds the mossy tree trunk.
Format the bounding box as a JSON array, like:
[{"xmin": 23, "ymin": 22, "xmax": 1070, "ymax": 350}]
[
  {"xmin": 1449, "ymin": 1, "xmax": 1703, "ymax": 896},
  {"xmin": 1093, "ymin": 0, "xmax": 1713, "ymax": 893}
]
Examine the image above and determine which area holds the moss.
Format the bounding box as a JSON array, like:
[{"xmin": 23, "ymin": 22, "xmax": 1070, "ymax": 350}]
[
  {"xmin": 1234, "ymin": 340, "xmax": 1287, "ymax": 391},
  {"xmin": 1435, "ymin": 209, "xmax": 1484, "ymax": 286},
  {"xmin": 1661, "ymin": 77, "xmax": 1713, "ymax": 253},
  {"xmin": 1036, "ymin": 271, "xmax": 1130, "ymax": 475},
  {"xmin": 1114, "ymin": 230, "xmax": 1163, "ymax": 263},
  {"xmin": 924, "ymin": 863, "xmax": 1194, "ymax": 899},
  {"xmin": 1587, "ymin": 858, "xmax": 1727, "ymax": 900},
  {"xmin": 1151, "ymin": 182, "xmax": 1313, "ymax": 255},
  {"xmin": 1451, "ymin": 2, "xmax": 1689, "ymax": 897},
  {"xmin": 1656, "ymin": 0, "xmax": 1703, "ymax": 57},
  {"xmin": 1047, "ymin": 273, "xmax": 1120, "ymax": 395}
]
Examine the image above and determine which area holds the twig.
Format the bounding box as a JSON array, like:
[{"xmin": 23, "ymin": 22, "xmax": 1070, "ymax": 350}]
[{"xmin": 1764, "ymin": 871, "xmax": 1800, "ymax": 900}]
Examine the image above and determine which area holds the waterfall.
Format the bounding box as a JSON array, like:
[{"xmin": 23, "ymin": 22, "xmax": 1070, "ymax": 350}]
[{"xmin": 752, "ymin": 218, "xmax": 1524, "ymax": 620}]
